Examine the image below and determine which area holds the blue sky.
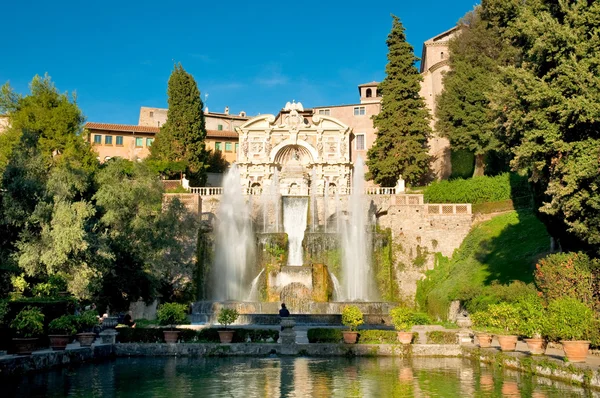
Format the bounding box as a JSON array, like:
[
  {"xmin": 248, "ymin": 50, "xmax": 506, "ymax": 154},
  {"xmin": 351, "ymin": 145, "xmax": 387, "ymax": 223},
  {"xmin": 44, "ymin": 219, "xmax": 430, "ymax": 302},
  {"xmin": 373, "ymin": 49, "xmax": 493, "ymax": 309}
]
[{"xmin": 0, "ymin": 0, "xmax": 478, "ymax": 124}]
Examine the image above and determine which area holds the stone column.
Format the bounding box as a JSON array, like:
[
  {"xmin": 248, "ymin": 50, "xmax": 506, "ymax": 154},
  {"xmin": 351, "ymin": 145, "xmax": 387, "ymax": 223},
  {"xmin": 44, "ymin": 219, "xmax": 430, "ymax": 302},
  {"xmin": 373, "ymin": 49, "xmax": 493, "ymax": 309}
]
[{"xmin": 280, "ymin": 318, "xmax": 296, "ymax": 344}]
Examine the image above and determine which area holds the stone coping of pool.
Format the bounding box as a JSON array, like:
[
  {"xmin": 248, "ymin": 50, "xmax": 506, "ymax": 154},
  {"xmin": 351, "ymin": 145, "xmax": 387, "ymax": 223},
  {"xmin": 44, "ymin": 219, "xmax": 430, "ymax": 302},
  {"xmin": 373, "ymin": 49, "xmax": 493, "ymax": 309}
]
[{"xmin": 2, "ymin": 343, "xmax": 600, "ymax": 390}]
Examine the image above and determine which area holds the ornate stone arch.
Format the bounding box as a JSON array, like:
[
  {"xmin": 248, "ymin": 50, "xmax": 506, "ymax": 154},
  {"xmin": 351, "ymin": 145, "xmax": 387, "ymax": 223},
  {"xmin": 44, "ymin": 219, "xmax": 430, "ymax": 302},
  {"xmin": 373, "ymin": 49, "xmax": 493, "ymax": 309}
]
[{"xmin": 270, "ymin": 139, "xmax": 318, "ymax": 164}]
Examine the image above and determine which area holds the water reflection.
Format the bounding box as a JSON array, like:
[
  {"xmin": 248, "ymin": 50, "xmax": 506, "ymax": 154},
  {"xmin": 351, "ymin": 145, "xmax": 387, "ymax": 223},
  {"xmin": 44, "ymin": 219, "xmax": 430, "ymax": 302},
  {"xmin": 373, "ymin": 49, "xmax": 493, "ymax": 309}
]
[{"xmin": 5, "ymin": 356, "xmax": 597, "ymax": 397}]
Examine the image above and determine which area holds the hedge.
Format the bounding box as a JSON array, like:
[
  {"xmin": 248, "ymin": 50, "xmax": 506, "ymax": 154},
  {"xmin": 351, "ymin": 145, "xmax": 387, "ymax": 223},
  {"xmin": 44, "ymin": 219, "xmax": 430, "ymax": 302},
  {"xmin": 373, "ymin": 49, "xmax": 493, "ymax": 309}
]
[
  {"xmin": 450, "ymin": 150, "xmax": 474, "ymax": 179},
  {"xmin": 423, "ymin": 173, "xmax": 530, "ymax": 205},
  {"xmin": 116, "ymin": 328, "xmax": 279, "ymax": 343},
  {"xmin": 307, "ymin": 328, "xmax": 417, "ymax": 344},
  {"xmin": 426, "ymin": 331, "xmax": 457, "ymax": 344}
]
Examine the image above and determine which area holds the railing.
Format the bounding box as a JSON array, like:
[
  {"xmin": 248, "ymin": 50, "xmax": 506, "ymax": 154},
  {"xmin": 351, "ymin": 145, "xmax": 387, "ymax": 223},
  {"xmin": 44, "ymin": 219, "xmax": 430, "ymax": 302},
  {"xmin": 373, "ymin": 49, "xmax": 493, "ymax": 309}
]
[
  {"xmin": 189, "ymin": 186, "xmax": 400, "ymax": 196},
  {"xmin": 426, "ymin": 203, "xmax": 471, "ymax": 215}
]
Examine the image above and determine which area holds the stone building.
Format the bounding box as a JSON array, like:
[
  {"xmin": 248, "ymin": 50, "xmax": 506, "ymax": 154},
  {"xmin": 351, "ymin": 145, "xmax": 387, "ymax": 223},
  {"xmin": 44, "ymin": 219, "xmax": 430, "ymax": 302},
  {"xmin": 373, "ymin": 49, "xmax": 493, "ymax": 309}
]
[
  {"xmin": 84, "ymin": 122, "xmax": 239, "ymax": 163},
  {"xmin": 138, "ymin": 106, "xmax": 249, "ymax": 132},
  {"xmin": 236, "ymin": 101, "xmax": 352, "ymax": 193}
]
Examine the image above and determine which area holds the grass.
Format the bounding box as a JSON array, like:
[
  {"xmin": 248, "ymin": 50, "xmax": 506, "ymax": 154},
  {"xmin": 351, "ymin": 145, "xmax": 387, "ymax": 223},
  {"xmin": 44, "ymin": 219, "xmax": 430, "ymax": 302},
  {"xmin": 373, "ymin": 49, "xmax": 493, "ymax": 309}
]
[{"xmin": 416, "ymin": 210, "xmax": 550, "ymax": 319}]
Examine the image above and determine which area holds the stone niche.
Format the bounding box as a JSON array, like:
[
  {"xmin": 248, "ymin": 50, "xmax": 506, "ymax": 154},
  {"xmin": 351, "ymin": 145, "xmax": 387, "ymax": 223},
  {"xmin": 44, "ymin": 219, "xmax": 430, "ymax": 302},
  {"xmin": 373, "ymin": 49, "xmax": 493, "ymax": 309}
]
[{"xmin": 236, "ymin": 101, "xmax": 353, "ymax": 195}]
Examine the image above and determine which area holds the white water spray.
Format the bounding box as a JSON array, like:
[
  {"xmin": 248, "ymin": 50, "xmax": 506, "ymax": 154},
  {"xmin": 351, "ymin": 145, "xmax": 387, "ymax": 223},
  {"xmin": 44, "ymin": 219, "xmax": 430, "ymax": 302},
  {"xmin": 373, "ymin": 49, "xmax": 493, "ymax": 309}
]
[
  {"xmin": 213, "ymin": 165, "xmax": 255, "ymax": 300},
  {"xmin": 283, "ymin": 197, "xmax": 308, "ymax": 266},
  {"xmin": 340, "ymin": 157, "xmax": 374, "ymax": 301}
]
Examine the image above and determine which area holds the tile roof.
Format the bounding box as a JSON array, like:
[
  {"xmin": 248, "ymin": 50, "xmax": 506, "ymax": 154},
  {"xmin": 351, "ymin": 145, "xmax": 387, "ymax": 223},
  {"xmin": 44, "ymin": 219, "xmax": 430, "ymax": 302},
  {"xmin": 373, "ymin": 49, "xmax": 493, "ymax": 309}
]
[
  {"xmin": 85, "ymin": 122, "xmax": 159, "ymax": 133},
  {"xmin": 85, "ymin": 122, "xmax": 238, "ymax": 138},
  {"xmin": 358, "ymin": 81, "xmax": 379, "ymax": 87}
]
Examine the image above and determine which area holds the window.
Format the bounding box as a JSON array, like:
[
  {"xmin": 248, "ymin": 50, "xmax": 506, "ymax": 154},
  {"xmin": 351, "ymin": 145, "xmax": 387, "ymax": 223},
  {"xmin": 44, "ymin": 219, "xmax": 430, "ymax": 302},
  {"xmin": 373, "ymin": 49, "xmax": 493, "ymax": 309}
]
[
  {"xmin": 353, "ymin": 106, "xmax": 366, "ymax": 116},
  {"xmin": 149, "ymin": 111, "xmax": 154, "ymax": 117},
  {"xmin": 105, "ymin": 135, "xmax": 113, "ymax": 145},
  {"xmin": 146, "ymin": 138, "xmax": 154, "ymax": 147},
  {"xmin": 356, "ymin": 134, "xmax": 365, "ymax": 151},
  {"xmin": 135, "ymin": 137, "xmax": 143, "ymax": 147},
  {"xmin": 225, "ymin": 142, "xmax": 232, "ymax": 152},
  {"xmin": 366, "ymin": 88, "xmax": 372, "ymax": 98},
  {"xmin": 215, "ymin": 142, "xmax": 222, "ymax": 151},
  {"xmin": 318, "ymin": 109, "xmax": 330, "ymax": 116},
  {"xmin": 441, "ymin": 52, "xmax": 445, "ymax": 59},
  {"xmin": 93, "ymin": 135, "xmax": 102, "ymax": 144},
  {"xmin": 116, "ymin": 136, "xmax": 123, "ymax": 146},
  {"xmin": 217, "ymin": 124, "xmax": 223, "ymax": 131},
  {"xmin": 235, "ymin": 143, "xmax": 239, "ymax": 153}
]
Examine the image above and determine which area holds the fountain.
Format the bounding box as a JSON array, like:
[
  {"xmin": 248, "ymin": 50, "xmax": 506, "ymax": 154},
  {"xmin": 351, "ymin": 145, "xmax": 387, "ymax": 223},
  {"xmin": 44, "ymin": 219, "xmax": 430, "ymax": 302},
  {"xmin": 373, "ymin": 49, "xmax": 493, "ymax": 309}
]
[
  {"xmin": 339, "ymin": 157, "xmax": 376, "ymax": 301},
  {"xmin": 192, "ymin": 104, "xmax": 396, "ymax": 323},
  {"xmin": 212, "ymin": 164, "xmax": 256, "ymax": 301}
]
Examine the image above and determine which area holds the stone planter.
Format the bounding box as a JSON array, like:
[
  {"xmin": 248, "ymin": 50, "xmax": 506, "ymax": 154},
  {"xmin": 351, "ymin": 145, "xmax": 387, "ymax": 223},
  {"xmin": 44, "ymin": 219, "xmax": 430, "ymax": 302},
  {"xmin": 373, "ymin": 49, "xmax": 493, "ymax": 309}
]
[
  {"xmin": 76, "ymin": 332, "xmax": 96, "ymax": 347},
  {"xmin": 218, "ymin": 330, "xmax": 234, "ymax": 344},
  {"xmin": 562, "ymin": 340, "xmax": 590, "ymax": 363},
  {"xmin": 497, "ymin": 335, "xmax": 518, "ymax": 351},
  {"xmin": 342, "ymin": 331, "xmax": 358, "ymax": 344},
  {"xmin": 49, "ymin": 335, "xmax": 70, "ymax": 351},
  {"xmin": 524, "ymin": 338, "xmax": 547, "ymax": 355},
  {"xmin": 163, "ymin": 330, "xmax": 180, "ymax": 344},
  {"xmin": 475, "ymin": 333, "xmax": 492, "ymax": 348},
  {"xmin": 280, "ymin": 318, "xmax": 296, "ymax": 345},
  {"xmin": 397, "ymin": 332, "xmax": 413, "ymax": 345},
  {"xmin": 13, "ymin": 338, "xmax": 38, "ymax": 355}
]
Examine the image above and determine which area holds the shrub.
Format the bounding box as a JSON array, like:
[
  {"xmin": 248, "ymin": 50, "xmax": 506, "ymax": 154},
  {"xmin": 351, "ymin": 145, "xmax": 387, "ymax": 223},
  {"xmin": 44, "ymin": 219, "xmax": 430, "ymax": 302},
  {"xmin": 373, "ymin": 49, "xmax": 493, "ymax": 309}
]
[
  {"xmin": 546, "ymin": 298, "xmax": 595, "ymax": 341},
  {"xmin": 11, "ymin": 307, "xmax": 44, "ymax": 338},
  {"xmin": 535, "ymin": 252, "xmax": 597, "ymax": 310},
  {"xmin": 470, "ymin": 310, "xmax": 494, "ymax": 333},
  {"xmin": 76, "ymin": 310, "xmax": 99, "ymax": 333},
  {"xmin": 390, "ymin": 307, "xmax": 415, "ymax": 332},
  {"xmin": 450, "ymin": 149, "xmax": 475, "ymax": 179},
  {"xmin": 48, "ymin": 315, "xmax": 77, "ymax": 335},
  {"xmin": 411, "ymin": 312, "xmax": 431, "ymax": 326},
  {"xmin": 117, "ymin": 328, "xmax": 279, "ymax": 344},
  {"xmin": 0, "ymin": 300, "xmax": 8, "ymax": 327},
  {"xmin": 471, "ymin": 302, "xmax": 520, "ymax": 334},
  {"xmin": 426, "ymin": 331, "xmax": 457, "ymax": 344},
  {"xmin": 157, "ymin": 303, "xmax": 188, "ymax": 329},
  {"xmin": 307, "ymin": 328, "xmax": 343, "ymax": 343},
  {"xmin": 217, "ymin": 308, "xmax": 239, "ymax": 329},
  {"xmin": 515, "ymin": 295, "xmax": 547, "ymax": 339},
  {"xmin": 341, "ymin": 306, "xmax": 364, "ymax": 332}
]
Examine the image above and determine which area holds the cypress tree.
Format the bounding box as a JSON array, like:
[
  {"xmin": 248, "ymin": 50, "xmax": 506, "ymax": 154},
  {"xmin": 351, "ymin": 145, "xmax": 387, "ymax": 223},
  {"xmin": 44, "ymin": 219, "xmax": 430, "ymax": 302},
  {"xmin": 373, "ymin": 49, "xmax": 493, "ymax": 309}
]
[
  {"xmin": 151, "ymin": 63, "xmax": 208, "ymax": 186},
  {"xmin": 367, "ymin": 15, "xmax": 432, "ymax": 187}
]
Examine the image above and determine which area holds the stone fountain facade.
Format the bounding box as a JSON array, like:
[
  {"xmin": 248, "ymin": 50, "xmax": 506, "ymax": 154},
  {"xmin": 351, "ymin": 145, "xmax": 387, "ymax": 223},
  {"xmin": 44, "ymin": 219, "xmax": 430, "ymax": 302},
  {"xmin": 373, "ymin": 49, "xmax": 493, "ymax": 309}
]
[{"xmin": 236, "ymin": 101, "xmax": 353, "ymax": 194}]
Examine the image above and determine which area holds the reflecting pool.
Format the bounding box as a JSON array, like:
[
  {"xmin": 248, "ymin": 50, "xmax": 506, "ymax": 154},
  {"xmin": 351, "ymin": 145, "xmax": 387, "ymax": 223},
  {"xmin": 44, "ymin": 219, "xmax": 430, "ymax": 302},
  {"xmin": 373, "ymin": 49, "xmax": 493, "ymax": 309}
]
[{"xmin": 6, "ymin": 356, "xmax": 596, "ymax": 397}]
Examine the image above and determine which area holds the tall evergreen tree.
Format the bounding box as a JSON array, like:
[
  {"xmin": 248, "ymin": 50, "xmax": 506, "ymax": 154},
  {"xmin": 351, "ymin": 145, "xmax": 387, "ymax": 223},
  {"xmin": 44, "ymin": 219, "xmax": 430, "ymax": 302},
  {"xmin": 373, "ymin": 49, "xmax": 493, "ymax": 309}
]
[
  {"xmin": 490, "ymin": 0, "xmax": 600, "ymax": 252},
  {"xmin": 435, "ymin": 9, "xmax": 511, "ymax": 176},
  {"xmin": 367, "ymin": 15, "xmax": 432, "ymax": 186},
  {"xmin": 151, "ymin": 63, "xmax": 208, "ymax": 186}
]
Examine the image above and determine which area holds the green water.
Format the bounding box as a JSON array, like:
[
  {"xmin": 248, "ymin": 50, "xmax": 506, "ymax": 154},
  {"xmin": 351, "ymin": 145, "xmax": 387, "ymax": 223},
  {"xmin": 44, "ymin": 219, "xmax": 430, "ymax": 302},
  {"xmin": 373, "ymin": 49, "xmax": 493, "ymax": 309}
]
[{"xmin": 7, "ymin": 356, "xmax": 595, "ymax": 397}]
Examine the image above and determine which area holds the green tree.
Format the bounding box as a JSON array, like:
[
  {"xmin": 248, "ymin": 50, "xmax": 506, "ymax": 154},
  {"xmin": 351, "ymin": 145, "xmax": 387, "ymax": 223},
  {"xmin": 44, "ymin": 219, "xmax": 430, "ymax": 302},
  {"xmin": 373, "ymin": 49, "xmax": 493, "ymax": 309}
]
[
  {"xmin": 367, "ymin": 15, "xmax": 432, "ymax": 186},
  {"xmin": 436, "ymin": 9, "xmax": 508, "ymax": 176},
  {"xmin": 490, "ymin": 0, "xmax": 600, "ymax": 252},
  {"xmin": 151, "ymin": 63, "xmax": 208, "ymax": 186}
]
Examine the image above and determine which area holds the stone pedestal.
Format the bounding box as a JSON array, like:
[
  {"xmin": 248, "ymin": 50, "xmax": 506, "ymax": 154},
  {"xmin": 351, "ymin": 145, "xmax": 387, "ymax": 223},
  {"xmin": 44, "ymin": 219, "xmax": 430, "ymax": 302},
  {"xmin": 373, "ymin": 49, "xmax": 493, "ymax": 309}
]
[
  {"xmin": 99, "ymin": 329, "xmax": 118, "ymax": 344},
  {"xmin": 280, "ymin": 318, "xmax": 296, "ymax": 344},
  {"xmin": 456, "ymin": 330, "xmax": 473, "ymax": 345}
]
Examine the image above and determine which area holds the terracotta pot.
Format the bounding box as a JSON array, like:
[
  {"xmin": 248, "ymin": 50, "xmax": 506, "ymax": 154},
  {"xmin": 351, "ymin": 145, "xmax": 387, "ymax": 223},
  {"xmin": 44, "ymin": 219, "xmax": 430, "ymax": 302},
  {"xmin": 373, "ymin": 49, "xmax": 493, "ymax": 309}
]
[
  {"xmin": 561, "ymin": 340, "xmax": 590, "ymax": 363},
  {"xmin": 163, "ymin": 330, "xmax": 181, "ymax": 344},
  {"xmin": 476, "ymin": 333, "xmax": 492, "ymax": 348},
  {"xmin": 76, "ymin": 332, "xmax": 96, "ymax": 347},
  {"xmin": 497, "ymin": 335, "xmax": 518, "ymax": 351},
  {"xmin": 524, "ymin": 338, "xmax": 547, "ymax": 355},
  {"xmin": 397, "ymin": 331, "xmax": 413, "ymax": 345},
  {"xmin": 218, "ymin": 330, "xmax": 235, "ymax": 344},
  {"xmin": 13, "ymin": 338, "xmax": 38, "ymax": 355},
  {"xmin": 49, "ymin": 335, "xmax": 70, "ymax": 351},
  {"xmin": 342, "ymin": 331, "xmax": 358, "ymax": 344}
]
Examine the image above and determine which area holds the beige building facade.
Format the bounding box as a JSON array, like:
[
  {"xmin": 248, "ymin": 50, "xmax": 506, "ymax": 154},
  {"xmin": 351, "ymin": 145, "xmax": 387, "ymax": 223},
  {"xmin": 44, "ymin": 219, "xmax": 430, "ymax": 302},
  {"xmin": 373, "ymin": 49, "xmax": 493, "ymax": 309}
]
[{"xmin": 139, "ymin": 106, "xmax": 249, "ymax": 132}]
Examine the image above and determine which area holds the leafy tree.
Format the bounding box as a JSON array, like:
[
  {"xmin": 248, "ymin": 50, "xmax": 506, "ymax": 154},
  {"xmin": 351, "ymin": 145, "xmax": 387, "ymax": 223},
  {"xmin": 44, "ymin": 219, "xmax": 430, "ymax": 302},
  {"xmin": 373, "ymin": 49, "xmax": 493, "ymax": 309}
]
[
  {"xmin": 151, "ymin": 63, "xmax": 208, "ymax": 186},
  {"xmin": 367, "ymin": 15, "xmax": 432, "ymax": 186},
  {"xmin": 490, "ymin": 0, "xmax": 600, "ymax": 252},
  {"xmin": 206, "ymin": 149, "xmax": 229, "ymax": 173},
  {"xmin": 436, "ymin": 9, "xmax": 507, "ymax": 176}
]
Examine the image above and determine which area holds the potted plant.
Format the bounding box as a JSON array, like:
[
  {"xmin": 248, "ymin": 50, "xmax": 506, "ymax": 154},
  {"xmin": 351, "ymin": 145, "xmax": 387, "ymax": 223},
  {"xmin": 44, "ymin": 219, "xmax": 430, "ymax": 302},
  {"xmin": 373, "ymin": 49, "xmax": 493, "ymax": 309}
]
[
  {"xmin": 217, "ymin": 308, "xmax": 239, "ymax": 343},
  {"xmin": 75, "ymin": 310, "xmax": 98, "ymax": 347},
  {"xmin": 516, "ymin": 296, "xmax": 548, "ymax": 355},
  {"xmin": 487, "ymin": 302, "xmax": 520, "ymax": 351},
  {"xmin": 341, "ymin": 306, "xmax": 363, "ymax": 344},
  {"xmin": 547, "ymin": 297, "xmax": 594, "ymax": 362},
  {"xmin": 157, "ymin": 302, "xmax": 188, "ymax": 343},
  {"xmin": 389, "ymin": 307, "xmax": 415, "ymax": 344},
  {"xmin": 10, "ymin": 306, "xmax": 44, "ymax": 354},
  {"xmin": 470, "ymin": 311, "xmax": 494, "ymax": 348},
  {"xmin": 48, "ymin": 315, "xmax": 77, "ymax": 350}
]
